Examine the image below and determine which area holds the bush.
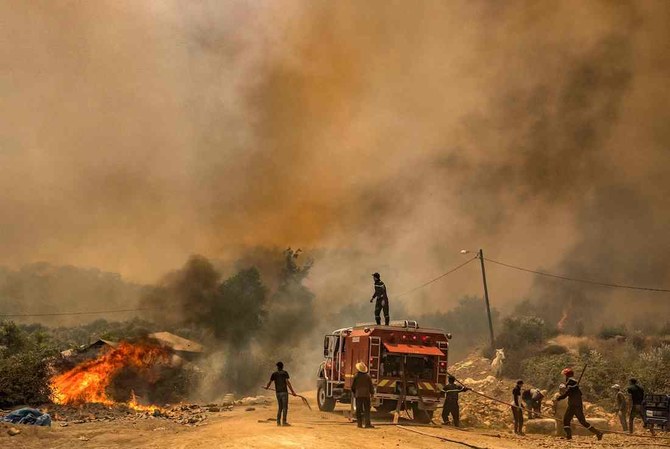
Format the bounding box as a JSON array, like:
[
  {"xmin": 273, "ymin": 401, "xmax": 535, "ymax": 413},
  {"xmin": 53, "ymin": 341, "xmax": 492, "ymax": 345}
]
[
  {"xmin": 495, "ymin": 315, "xmax": 549, "ymax": 377},
  {"xmin": 0, "ymin": 321, "xmax": 59, "ymax": 407},
  {"xmin": 522, "ymin": 353, "xmax": 575, "ymax": 391},
  {"xmin": 540, "ymin": 344, "xmax": 568, "ymax": 355},
  {"xmin": 598, "ymin": 324, "xmax": 627, "ymax": 340}
]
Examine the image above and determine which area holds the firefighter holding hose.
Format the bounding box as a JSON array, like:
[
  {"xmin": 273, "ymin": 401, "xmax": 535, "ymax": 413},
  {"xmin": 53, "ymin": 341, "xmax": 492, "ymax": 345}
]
[{"xmin": 556, "ymin": 367, "xmax": 603, "ymax": 440}]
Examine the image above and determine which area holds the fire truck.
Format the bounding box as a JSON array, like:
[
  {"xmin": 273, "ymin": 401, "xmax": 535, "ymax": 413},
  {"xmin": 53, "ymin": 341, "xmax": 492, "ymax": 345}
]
[{"xmin": 316, "ymin": 320, "xmax": 451, "ymax": 423}]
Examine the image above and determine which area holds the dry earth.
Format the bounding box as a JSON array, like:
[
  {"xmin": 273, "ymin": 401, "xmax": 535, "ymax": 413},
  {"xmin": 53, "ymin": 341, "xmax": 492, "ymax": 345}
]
[{"xmin": 2, "ymin": 391, "xmax": 668, "ymax": 449}]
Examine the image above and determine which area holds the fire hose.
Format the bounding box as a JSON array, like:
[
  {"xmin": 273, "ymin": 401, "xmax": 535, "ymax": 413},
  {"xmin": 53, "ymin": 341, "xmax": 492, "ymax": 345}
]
[
  {"xmin": 262, "ymin": 386, "xmax": 312, "ymax": 411},
  {"xmin": 444, "ymin": 368, "xmax": 670, "ymax": 441}
]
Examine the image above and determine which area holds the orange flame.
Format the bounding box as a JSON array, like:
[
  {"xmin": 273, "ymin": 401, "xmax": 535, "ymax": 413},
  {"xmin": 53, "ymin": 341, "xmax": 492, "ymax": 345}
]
[
  {"xmin": 557, "ymin": 307, "xmax": 570, "ymax": 332},
  {"xmin": 51, "ymin": 341, "xmax": 169, "ymax": 410}
]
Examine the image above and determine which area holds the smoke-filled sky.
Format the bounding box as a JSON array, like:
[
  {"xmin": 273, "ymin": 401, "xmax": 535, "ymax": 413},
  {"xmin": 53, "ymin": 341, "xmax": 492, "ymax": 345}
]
[{"xmin": 1, "ymin": 1, "xmax": 669, "ymax": 321}]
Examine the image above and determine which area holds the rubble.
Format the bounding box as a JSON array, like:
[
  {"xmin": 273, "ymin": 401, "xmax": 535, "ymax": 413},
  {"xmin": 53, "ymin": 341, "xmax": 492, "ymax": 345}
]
[
  {"xmin": 44, "ymin": 401, "xmax": 235, "ymax": 426},
  {"xmin": 450, "ymin": 355, "xmax": 612, "ymax": 432}
]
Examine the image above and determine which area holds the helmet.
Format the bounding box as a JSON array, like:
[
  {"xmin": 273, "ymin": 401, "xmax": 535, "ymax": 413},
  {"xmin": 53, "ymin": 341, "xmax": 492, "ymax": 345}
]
[
  {"xmin": 372, "ymin": 272, "xmax": 380, "ymax": 279},
  {"xmin": 561, "ymin": 368, "xmax": 574, "ymax": 378},
  {"xmin": 611, "ymin": 384, "xmax": 621, "ymax": 390}
]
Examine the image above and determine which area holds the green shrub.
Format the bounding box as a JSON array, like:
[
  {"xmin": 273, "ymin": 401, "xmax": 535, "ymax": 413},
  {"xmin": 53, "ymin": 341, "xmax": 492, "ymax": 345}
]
[
  {"xmin": 0, "ymin": 347, "xmax": 58, "ymax": 407},
  {"xmin": 541, "ymin": 344, "xmax": 568, "ymax": 355},
  {"xmin": 598, "ymin": 324, "xmax": 627, "ymax": 340},
  {"xmin": 522, "ymin": 353, "xmax": 575, "ymax": 391}
]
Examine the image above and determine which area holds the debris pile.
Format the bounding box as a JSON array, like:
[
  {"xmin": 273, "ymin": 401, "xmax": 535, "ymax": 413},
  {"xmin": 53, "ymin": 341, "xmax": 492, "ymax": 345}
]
[
  {"xmin": 43, "ymin": 401, "xmax": 235, "ymax": 427},
  {"xmin": 449, "ymin": 355, "xmax": 611, "ymax": 430}
]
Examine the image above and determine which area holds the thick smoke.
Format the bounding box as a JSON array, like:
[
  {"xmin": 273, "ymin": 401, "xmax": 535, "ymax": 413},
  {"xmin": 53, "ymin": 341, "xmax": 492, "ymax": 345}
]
[
  {"xmin": 141, "ymin": 249, "xmax": 315, "ymax": 395},
  {"xmin": 1, "ymin": 1, "xmax": 670, "ymax": 340}
]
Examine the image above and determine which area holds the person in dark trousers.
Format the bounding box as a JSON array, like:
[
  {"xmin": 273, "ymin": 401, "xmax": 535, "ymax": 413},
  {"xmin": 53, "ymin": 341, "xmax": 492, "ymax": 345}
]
[
  {"xmin": 351, "ymin": 362, "xmax": 374, "ymax": 428},
  {"xmin": 611, "ymin": 384, "xmax": 628, "ymax": 431},
  {"xmin": 512, "ymin": 380, "xmax": 525, "ymax": 435},
  {"xmin": 265, "ymin": 361, "xmax": 296, "ymax": 427},
  {"xmin": 441, "ymin": 375, "xmax": 469, "ymax": 426},
  {"xmin": 627, "ymin": 378, "xmax": 654, "ymax": 435},
  {"xmin": 370, "ymin": 272, "xmax": 390, "ymax": 325},
  {"xmin": 556, "ymin": 368, "xmax": 603, "ymax": 440},
  {"xmin": 521, "ymin": 389, "xmax": 534, "ymax": 420}
]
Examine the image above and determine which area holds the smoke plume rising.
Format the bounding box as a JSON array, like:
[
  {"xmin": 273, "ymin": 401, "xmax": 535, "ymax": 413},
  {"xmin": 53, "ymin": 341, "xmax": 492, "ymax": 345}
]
[{"xmin": 1, "ymin": 1, "xmax": 670, "ymax": 341}]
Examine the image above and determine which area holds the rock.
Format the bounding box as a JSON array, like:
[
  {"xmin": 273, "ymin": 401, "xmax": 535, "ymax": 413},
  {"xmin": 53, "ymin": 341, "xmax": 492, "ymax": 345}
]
[
  {"xmin": 571, "ymin": 418, "xmax": 609, "ymax": 436},
  {"xmin": 525, "ymin": 419, "xmax": 558, "ymax": 435},
  {"xmin": 245, "ymin": 407, "xmax": 255, "ymax": 412},
  {"xmin": 77, "ymin": 436, "xmax": 90, "ymax": 441},
  {"xmin": 60, "ymin": 422, "xmax": 69, "ymax": 427},
  {"xmin": 208, "ymin": 407, "xmax": 220, "ymax": 413},
  {"xmin": 7, "ymin": 427, "xmax": 21, "ymax": 436}
]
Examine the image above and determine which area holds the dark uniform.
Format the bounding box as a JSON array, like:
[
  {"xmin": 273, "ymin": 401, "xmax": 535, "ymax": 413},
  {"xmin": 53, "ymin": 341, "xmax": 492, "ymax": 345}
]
[
  {"xmin": 627, "ymin": 381, "xmax": 653, "ymax": 434},
  {"xmin": 370, "ymin": 275, "xmax": 390, "ymax": 325},
  {"xmin": 351, "ymin": 371, "xmax": 374, "ymax": 428},
  {"xmin": 442, "ymin": 381, "xmax": 468, "ymax": 426},
  {"xmin": 557, "ymin": 378, "xmax": 603, "ymax": 439},
  {"xmin": 512, "ymin": 383, "xmax": 524, "ymax": 434},
  {"xmin": 269, "ymin": 369, "xmax": 291, "ymax": 426}
]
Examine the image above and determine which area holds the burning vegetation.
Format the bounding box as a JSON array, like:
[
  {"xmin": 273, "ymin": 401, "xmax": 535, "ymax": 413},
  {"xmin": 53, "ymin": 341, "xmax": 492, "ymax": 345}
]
[{"xmin": 51, "ymin": 342, "xmax": 170, "ymax": 409}]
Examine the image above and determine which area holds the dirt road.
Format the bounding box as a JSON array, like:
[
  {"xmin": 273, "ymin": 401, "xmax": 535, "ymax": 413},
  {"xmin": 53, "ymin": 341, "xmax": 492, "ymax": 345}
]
[{"xmin": 2, "ymin": 392, "xmax": 667, "ymax": 449}]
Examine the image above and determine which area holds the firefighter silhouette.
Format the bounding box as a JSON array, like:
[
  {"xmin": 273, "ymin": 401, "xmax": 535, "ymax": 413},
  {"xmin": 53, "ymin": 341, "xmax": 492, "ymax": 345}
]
[{"xmin": 370, "ymin": 272, "xmax": 390, "ymax": 325}]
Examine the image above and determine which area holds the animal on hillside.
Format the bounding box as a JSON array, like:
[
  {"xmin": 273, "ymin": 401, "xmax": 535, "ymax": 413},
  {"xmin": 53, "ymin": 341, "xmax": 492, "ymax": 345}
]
[{"xmin": 491, "ymin": 348, "xmax": 505, "ymax": 378}]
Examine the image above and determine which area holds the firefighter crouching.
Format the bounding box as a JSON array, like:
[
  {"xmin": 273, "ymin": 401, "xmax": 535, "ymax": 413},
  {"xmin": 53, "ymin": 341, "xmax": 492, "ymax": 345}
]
[
  {"xmin": 370, "ymin": 272, "xmax": 390, "ymax": 325},
  {"xmin": 442, "ymin": 375, "xmax": 469, "ymax": 427},
  {"xmin": 556, "ymin": 368, "xmax": 603, "ymax": 440},
  {"xmin": 351, "ymin": 362, "xmax": 375, "ymax": 428}
]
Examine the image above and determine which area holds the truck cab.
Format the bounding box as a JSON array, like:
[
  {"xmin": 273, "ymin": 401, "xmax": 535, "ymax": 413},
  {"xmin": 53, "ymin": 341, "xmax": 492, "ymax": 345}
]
[{"xmin": 317, "ymin": 320, "xmax": 451, "ymax": 423}]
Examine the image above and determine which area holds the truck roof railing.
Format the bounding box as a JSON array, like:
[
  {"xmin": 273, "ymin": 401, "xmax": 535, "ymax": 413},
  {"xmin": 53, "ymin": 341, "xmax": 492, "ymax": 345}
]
[{"xmin": 353, "ymin": 320, "xmax": 419, "ymax": 329}]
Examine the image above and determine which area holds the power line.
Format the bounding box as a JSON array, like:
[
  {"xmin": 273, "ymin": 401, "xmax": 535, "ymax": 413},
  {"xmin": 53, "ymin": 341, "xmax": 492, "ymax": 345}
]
[
  {"xmin": 0, "ymin": 308, "xmax": 155, "ymax": 318},
  {"xmin": 395, "ymin": 256, "xmax": 478, "ymax": 298},
  {"xmin": 3, "ymin": 257, "xmax": 479, "ymax": 318},
  {"xmin": 484, "ymin": 257, "xmax": 670, "ymax": 293}
]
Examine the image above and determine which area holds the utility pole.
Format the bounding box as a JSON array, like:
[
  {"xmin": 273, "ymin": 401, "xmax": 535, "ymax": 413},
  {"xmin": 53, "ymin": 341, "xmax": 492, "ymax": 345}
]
[{"xmin": 478, "ymin": 249, "xmax": 496, "ymax": 355}]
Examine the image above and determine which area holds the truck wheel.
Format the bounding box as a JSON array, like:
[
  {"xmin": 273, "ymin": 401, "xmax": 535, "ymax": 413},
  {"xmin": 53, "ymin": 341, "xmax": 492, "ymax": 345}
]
[
  {"xmin": 317, "ymin": 385, "xmax": 335, "ymax": 412},
  {"xmin": 411, "ymin": 403, "xmax": 434, "ymax": 424}
]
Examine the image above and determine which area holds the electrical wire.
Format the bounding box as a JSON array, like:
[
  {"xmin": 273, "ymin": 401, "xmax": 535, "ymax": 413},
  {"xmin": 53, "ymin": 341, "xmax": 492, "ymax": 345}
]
[
  {"xmin": 0, "ymin": 308, "xmax": 156, "ymax": 318},
  {"xmin": 395, "ymin": 256, "xmax": 478, "ymax": 298},
  {"xmin": 484, "ymin": 257, "xmax": 670, "ymax": 293},
  {"xmin": 1, "ymin": 257, "xmax": 477, "ymax": 318}
]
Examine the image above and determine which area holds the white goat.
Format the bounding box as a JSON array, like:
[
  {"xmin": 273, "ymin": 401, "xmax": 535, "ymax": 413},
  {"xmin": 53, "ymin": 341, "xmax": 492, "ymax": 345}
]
[{"xmin": 491, "ymin": 348, "xmax": 505, "ymax": 378}]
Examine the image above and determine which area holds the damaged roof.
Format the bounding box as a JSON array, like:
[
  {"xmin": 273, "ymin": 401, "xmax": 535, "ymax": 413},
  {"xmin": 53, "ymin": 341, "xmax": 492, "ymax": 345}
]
[{"xmin": 149, "ymin": 331, "xmax": 204, "ymax": 353}]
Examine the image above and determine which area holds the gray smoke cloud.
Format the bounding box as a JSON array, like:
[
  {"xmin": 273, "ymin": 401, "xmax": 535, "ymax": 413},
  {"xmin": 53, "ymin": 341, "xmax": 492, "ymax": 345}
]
[{"xmin": 1, "ymin": 1, "xmax": 669, "ymax": 343}]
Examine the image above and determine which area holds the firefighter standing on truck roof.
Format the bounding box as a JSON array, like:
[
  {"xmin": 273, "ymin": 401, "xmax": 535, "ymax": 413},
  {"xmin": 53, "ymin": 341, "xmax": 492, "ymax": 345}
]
[
  {"xmin": 556, "ymin": 367, "xmax": 603, "ymax": 440},
  {"xmin": 351, "ymin": 362, "xmax": 374, "ymax": 428},
  {"xmin": 370, "ymin": 272, "xmax": 390, "ymax": 325},
  {"xmin": 441, "ymin": 375, "xmax": 469, "ymax": 427}
]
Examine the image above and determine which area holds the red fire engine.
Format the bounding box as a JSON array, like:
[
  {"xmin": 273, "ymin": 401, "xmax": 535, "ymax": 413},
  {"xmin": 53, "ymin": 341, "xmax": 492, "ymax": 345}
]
[{"xmin": 317, "ymin": 320, "xmax": 451, "ymax": 423}]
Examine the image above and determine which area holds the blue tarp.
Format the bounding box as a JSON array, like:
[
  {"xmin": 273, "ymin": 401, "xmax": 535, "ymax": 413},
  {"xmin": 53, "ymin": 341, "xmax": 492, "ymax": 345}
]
[{"xmin": 1, "ymin": 407, "xmax": 52, "ymax": 426}]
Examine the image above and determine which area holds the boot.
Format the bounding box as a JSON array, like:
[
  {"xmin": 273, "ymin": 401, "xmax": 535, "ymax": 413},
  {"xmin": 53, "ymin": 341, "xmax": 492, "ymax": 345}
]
[
  {"xmin": 564, "ymin": 427, "xmax": 572, "ymax": 440},
  {"xmin": 375, "ymin": 317, "xmax": 381, "ymax": 325},
  {"xmin": 589, "ymin": 426, "xmax": 603, "ymax": 440}
]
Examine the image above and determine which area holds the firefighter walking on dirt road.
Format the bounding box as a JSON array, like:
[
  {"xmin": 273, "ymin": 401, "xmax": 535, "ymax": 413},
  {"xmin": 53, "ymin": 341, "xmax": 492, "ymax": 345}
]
[
  {"xmin": 556, "ymin": 367, "xmax": 603, "ymax": 440},
  {"xmin": 370, "ymin": 272, "xmax": 390, "ymax": 325},
  {"xmin": 351, "ymin": 362, "xmax": 374, "ymax": 428},
  {"xmin": 265, "ymin": 361, "xmax": 297, "ymax": 427},
  {"xmin": 442, "ymin": 375, "xmax": 469, "ymax": 427}
]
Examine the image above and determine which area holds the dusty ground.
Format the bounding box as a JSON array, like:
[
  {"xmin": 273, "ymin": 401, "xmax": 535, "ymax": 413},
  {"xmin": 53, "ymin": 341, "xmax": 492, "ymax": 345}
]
[{"xmin": 2, "ymin": 392, "xmax": 667, "ymax": 449}]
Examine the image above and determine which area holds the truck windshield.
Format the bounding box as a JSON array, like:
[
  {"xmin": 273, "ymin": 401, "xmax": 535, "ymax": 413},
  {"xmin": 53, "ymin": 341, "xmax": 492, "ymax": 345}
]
[{"xmin": 381, "ymin": 354, "xmax": 435, "ymax": 380}]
